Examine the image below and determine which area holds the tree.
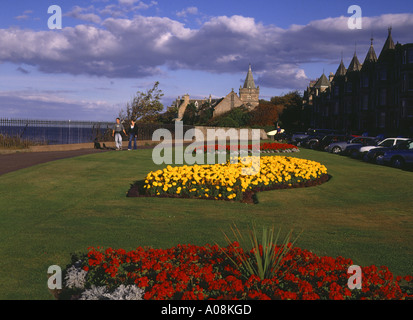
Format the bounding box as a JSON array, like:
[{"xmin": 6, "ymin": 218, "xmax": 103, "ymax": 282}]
[
  {"xmin": 157, "ymin": 106, "xmax": 178, "ymax": 124},
  {"xmin": 271, "ymin": 91, "xmax": 304, "ymax": 131},
  {"xmin": 196, "ymin": 101, "xmax": 214, "ymax": 125},
  {"xmin": 181, "ymin": 103, "xmax": 198, "ymax": 125},
  {"xmin": 119, "ymin": 81, "xmax": 164, "ymax": 123},
  {"xmin": 207, "ymin": 105, "xmax": 251, "ymax": 128},
  {"xmin": 249, "ymin": 101, "xmax": 283, "ymax": 127}
]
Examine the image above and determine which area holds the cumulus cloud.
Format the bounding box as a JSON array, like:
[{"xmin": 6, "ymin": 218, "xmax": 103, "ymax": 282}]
[
  {"xmin": 1, "ymin": 12, "xmax": 412, "ymax": 90},
  {"xmin": 65, "ymin": 6, "xmax": 102, "ymax": 24}
]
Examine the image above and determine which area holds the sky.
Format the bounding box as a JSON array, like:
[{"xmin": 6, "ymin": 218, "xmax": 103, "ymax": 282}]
[{"xmin": 0, "ymin": 0, "xmax": 412, "ymax": 121}]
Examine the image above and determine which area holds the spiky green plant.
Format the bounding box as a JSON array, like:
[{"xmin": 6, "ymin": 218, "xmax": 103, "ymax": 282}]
[{"xmin": 220, "ymin": 222, "xmax": 301, "ymax": 280}]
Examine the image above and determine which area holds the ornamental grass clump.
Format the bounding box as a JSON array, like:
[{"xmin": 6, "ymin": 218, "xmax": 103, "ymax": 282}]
[{"xmin": 220, "ymin": 223, "xmax": 301, "ymax": 281}]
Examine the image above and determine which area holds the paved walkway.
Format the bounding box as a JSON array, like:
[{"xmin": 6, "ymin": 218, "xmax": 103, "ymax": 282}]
[{"xmin": 0, "ymin": 149, "xmax": 108, "ymax": 176}]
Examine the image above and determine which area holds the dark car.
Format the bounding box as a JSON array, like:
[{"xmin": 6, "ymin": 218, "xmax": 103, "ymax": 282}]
[
  {"xmin": 381, "ymin": 140, "xmax": 413, "ymax": 169},
  {"xmin": 290, "ymin": 132, "xmax": 309, "ymax": 145},
  {"xmin": 365, "ymin": 139, "xmax": 413, "ymax": 164},
  {"xmin": 304, "ymin": 134, "xmax": 353, "ymax": 151},
  {"xmin": 292, "ymin": 129, "xmax": 337, "ymax": 146}
]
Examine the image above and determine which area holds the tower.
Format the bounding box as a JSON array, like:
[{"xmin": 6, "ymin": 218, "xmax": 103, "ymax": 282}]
[{"xmin": 239, "ymin": 64, "xmax": 260, "ymax": 109}]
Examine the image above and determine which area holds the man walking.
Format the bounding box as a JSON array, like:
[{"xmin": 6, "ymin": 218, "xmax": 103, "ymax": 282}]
[{"xmin": 112, "ymin": 118, "xmax": 127, "ymax": 150}]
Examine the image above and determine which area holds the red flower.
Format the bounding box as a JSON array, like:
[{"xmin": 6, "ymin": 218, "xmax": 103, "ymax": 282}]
[{"xmin": 72, "ymin": 244, "xmax": 412, "ymax": 300}]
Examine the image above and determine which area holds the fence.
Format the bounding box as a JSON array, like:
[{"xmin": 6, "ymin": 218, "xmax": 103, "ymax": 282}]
[{"xmin": 0, "ymin": 119, "xmax": 195, "ymax": 145}]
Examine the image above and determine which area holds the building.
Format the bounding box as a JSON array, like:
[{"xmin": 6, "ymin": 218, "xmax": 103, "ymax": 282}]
[
  {"xmin": 304, "ymin": 28, "xmax": 413, "ymax": 136},
  {"xmin": 174, "ymin": 64, "xmax": 260, "ymax": 121}
]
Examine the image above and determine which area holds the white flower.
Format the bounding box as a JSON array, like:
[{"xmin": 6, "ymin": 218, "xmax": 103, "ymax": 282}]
[
  {"xmin": 64, "ymin": 264, "xmax": 88, "ymax": 289},
  {"xmin": 108, "ymin": 285, "xmax": 145, "ymax": 300},
  {"xmin": 80, "ymin": 285, "xmax": 145, "ymax": 300},
  {"xmin": 80, "ymin": 286, "xmax": 109, "ymax": 300}
]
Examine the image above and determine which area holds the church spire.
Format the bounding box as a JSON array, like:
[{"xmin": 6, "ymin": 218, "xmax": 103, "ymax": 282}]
[{"xmin": 243, "ymin": 63, "xmax": 256, "ymax": 89}]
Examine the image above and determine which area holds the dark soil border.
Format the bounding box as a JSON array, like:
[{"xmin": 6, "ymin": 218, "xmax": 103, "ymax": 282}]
[{"xmin": 127, "ymin": 174, "xmax": 331, "ymax": 204}]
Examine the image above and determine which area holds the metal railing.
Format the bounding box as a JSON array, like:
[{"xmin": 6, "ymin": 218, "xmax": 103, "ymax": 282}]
[{"xmin": 0, "ymin": 118, "xmax": 194, "ymax": 145}]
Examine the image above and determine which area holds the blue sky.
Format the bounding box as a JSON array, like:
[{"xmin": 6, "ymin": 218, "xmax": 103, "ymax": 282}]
[{"xmin": 1, "ymin": 0, "xmax": 412, "ymax": 121}]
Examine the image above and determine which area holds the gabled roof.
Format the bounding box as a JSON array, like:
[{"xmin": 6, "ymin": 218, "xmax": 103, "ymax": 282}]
[
  {"xmin": 379, "ymin": 27, "xmax": 395, "ymax": 60},
  {"xmin": 363, "ymin": 38, "xmax": 378, "ymax": 64},
  {"xmin": 347, "ymin": 53, "xmax": 362, "ymax": 73},
  {"xmin": 314, "ymin": 73, "xmax": 331, "ymax": 88},
  {"xmin": 243, "ymin": 64, "xmax": 256, "ymax": 89}
]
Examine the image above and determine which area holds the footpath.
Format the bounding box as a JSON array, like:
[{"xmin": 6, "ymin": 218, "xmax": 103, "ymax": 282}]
[{"xmin": 0, "ymin": 140, "xmax": 158, "ymax": 176}]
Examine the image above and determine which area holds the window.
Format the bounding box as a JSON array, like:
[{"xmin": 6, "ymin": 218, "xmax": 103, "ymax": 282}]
[
  {"xmin": 380, "ymin": 69, "xmax": 387, "ymax": 81},
  {"xmin": 363, "ymin": 75, "xmax": 369, "ymax": 87},
  {"xmin": 409, "ymin": 73, "xmax": 413, "ymax": 91},
  {"xmin": 380, "ymin": 89, "xmax": 387, "ymax": 106},
  {"xmin": 401, "ymin": 100, "xmax": 406, "ymax": 118},
  {"xmin": 379, "ymin": 139, "xmax": 394, "ymax": 147},
  {"xmin": 409, "ymin": 48, "xmax": 413, "ymax": 64},
  {"xmin": 362, "ymin": 95, "xmax": 368, "ymax": 110},
  {"xmin": 378, "ymin": 112, "xmax": 386, "ymax": 128},
  {"xmin": 347, "ymin": 82, "xmax": 352, "ymax": 93},
  {"xmin": 334, "ymin": 102, "xmax": 339, "ymax": 115},
  {"xmin": 402, "ymin": 73, "xmax": 407, "ymax": 92}
]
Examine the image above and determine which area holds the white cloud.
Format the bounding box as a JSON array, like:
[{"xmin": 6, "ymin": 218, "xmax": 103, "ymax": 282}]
[
  {"xmin": 1, "ymin": 12, "xmax": 412, "ymax": 90},
  {"xmin": 176, "ymin": 7, "xmax": 199, "ymax": 18},
  {"xmin": 65, "ymin": 6, "xmax": 102, "ymax": 24}
]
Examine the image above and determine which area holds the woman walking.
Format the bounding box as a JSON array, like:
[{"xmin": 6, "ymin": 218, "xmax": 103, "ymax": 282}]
[{"xmin": 128, "ymin": 119, "xmax": 138, "ymax": 151}]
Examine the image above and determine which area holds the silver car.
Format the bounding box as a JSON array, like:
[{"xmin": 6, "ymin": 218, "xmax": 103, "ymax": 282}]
[{"xmin": 326, "ymin": 136, "xmax": 378, "ymax": 154}]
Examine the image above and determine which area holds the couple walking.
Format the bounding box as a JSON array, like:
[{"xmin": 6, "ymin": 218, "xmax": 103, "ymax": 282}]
[{"xmin": 112, "ymin": 118, "xmax": 138, "ymax": 151}]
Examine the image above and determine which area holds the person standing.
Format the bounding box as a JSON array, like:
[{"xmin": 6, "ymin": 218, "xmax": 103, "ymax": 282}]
[
  {"xmin": 128, "ymin": 119, "xmax": 138, "ymax": 151},
  {"xmin": 112, "ymin": 118, "xmax": 127, "ymax": 150}
]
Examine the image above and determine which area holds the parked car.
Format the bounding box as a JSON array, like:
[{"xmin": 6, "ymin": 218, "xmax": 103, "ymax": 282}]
[
  {"xmin": 357, "ymin": 137, "xmax": 411, "ymax": 160},
  {"xmin": 326, "ymin": 136, "xmax": 379, "ymax": 154},
  {"xmin": 346, "ymin": 138, "xmax": 383, "ymax": 158},
  {"xmin": 368, "ymin": 139, "xmax": 413, "ymax": 164},
  {"xmin": 303, "ymin": 134, "xmax": 353, "ymax": 151},
  {"xmin": 380, "ymin": 140, "xmax": 413, "ymax": 169},
  {"xmin": 290, "ymin": 132, "xmax": 309, "ymax": 145},
  {"xmin": 299, "ymin": 134, "xmax": 326, "ymax": 148},
  {"xmin": 291, "ymin": 129, "xmax": 340, "ymax": 146}
]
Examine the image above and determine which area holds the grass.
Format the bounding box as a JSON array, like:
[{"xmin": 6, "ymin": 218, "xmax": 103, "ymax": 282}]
[{"xmin": 0, "ymin": 147, "xmax": 412, "ymax": 299}]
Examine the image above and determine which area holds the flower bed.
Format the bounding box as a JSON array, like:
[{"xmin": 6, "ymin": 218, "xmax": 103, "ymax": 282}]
[
  {"xmin": 127, "ymin": 156, "xmax": 329, "ymax": 203},
  {"xmin": 57, "ymin": 244, "xmax": 413, "ymax": 300},
  {"xmin": 194, "ymin": 142, "xmax": 299, "ymax": 154}
]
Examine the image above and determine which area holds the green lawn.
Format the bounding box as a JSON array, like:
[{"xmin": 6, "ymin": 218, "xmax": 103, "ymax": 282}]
[{"xmin": 0, "ymin": 147, "xmax": 412, "ymax": 299}]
